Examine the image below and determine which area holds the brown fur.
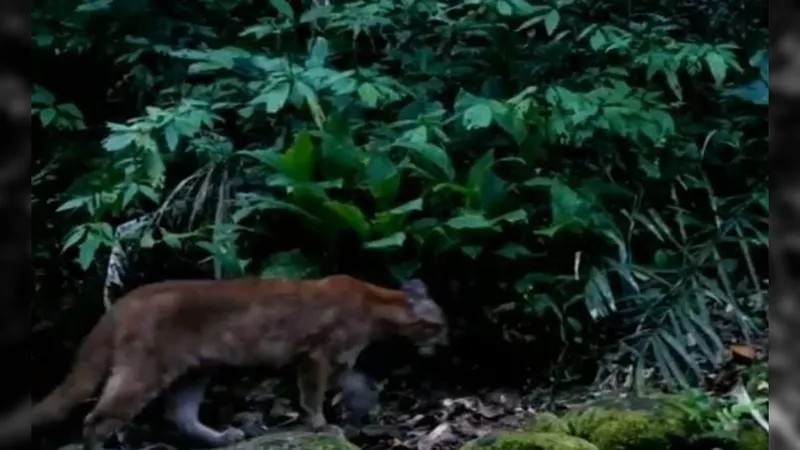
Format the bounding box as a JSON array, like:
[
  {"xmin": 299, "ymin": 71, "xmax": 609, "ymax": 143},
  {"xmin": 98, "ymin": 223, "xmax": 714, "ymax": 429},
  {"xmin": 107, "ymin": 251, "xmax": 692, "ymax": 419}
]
[{"xmin": 28, "ymin": 275, "xmax": 447, "ymax": 449}]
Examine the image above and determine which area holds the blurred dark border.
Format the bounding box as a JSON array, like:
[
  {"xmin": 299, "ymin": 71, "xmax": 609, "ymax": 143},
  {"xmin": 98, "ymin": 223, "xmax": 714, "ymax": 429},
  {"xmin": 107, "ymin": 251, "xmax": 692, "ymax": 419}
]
[
  {"xmin": 770, "ymin": 0, "xmax": 800, "ymax": 449},
  {"xmin": 0, "ymin": 0, "xmax": 30, "ymax": 447}
]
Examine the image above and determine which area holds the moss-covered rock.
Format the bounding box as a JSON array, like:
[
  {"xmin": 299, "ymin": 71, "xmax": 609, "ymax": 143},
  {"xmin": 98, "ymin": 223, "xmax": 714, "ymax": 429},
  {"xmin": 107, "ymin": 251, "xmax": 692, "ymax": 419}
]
[
  {"xmin": 578, "ymin": 410, "xmax": 671, "ymax": 450},
  {"xmin": 474, "ymin": 393, "xmax": 765, "ymax": 450},
  {"xmin": 521, "ymin": 412, "xmax": 570, "ymax": 434},
  {"xmin": 215, "ymin": 428, "xmax": 360, "ymax": 450},
  {"xmin": 735, "ymin": 427, "xmax": 768, "ymax": 450},
  {"xmin": 460, "ymin": 431, "xmax": 598, "ymax": 450},
  {"xmin": 521, "ymin": 395, "xmax": 701, "ymax": 450}
]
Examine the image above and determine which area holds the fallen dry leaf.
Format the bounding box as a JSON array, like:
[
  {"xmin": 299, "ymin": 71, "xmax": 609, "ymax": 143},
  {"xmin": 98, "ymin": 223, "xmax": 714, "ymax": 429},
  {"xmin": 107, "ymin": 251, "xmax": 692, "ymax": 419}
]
[{"xmin": 730, "ymin": 344, "xmax": 757, "ymax": 360}]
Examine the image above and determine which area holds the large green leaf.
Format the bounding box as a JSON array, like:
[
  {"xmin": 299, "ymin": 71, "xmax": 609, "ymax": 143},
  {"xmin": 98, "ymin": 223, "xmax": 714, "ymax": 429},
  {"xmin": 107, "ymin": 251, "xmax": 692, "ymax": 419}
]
[
  {"xmin": 261, "ymin": 250, "xmax": 318, "ymax": 279},
  {"xmin": 232, "ymin": 196, "xmax": 320, "ymax": 223},
  {"xmin": 324, "ymin": 201, "xmax": 371, "ymax": 239},
  {"xmin": 280, "ymin": 131, "xmax": 315, "ymax": 182},
  {"xmin": 467, "ymin": 152, "xmax": 510, "ymax": 214},
  {"xmin": 196, "ymin": 240, "xmax": 246, "ymax": 277},
  {"xmin": 365, "ymin": 232, "xmax": 406, "ymax": 250},
  {"xmin": 394, "ymin": 141, "xmax": 455, "ymax": 181},
  {"xmin": 268, "ymin": 0, "xmax": 295, "ymax": 20},
  {"xmin": 446, "ymin": 213, "xmax": 495, "ymax": 230},
  {"xmin": 383, "ymin": 198, "xmax": 423, "ymax": 216},
  {"xmin": 371, "ymin": 212, "xmax": 407, "ymax": 237},
  {"xmin": 467, "ymin": 151, "xmax": 495, "ymax": 192},
  {"xmin": 366, "ymin": 153, "xmax": 400, "ymax": 205},
  {"xmin": 462, "ymin": 103, "xmax": 493, "ymax": 130},
  {"xmin": 319, "ymin": 119, "xmax": 364, "ymax": 181}
]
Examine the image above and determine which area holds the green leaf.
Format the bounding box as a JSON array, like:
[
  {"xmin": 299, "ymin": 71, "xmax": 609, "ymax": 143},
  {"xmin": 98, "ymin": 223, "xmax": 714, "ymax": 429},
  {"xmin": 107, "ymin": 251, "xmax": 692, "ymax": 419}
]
[
  {"xmin": 365, "ymin": 232, "xmax": 406, "ymax": 250},
  {"xmin": 164, "ymin": 125, "xmax": 180, "ymax": 151},
  {"xmin": 479, "ymin": 172, "xmax": 509, "ymax": 214},
  {"xmin": 197, "ymin": 240, "xmax": 245, "ymax": 278},
  {"xmin": 492, "ymin": 108, "xmax": 528, "ymax": 145},
  {"xmin": 77, "ymin": 235, "xmax": 101, "ymax": 270},
  {"xmin": 493, "ymin": 209, "xmax": 528, "ymax": 224},
  {"xmin": 584, "ymin": 268, "xmax": 615, "ymax": 319},
  {"xmin": 463, "ymin": 104, "xmax": 493, "ymax": 130},
  {"xmin": 446, "ymin": 213, "xmax": 494, "ymax": 230},
  {"xmin": 161, "ymin": 231, "xmax": 182, "ymax": 248},
  {"xmin": 261, "ymin": 250, "xmax": 317, "ymax": 279},
  {"xmin": 269, "ymin": 0, "xmax": 295, "ymax": 20},
  {"xmin": 496, "ymin": 0, "xmax": 514, "ymax": 16},
  {"xmin": 366, "ymin": 153, "xmax": 400, "ymax": 204},
  {"xmin": 496, "ymin": 243, "xmax": 534, "ymax": 259},
  {"xmin": 402, "ymin": 126, "xmax": 428, "ymax": 144},
  {"xmin": 324, "ymin": 201, "xmax": 371, "ymax": 238},
  {"xmin": 395, "ymin": 141, "xmax": 455, "ymax": 181},
  {"xmin": 384, "ymin": 198, "xmax": 423, "ymax": 216},
  {"xmin": 704, "ymin": 52, "xmax": 728, "ymax": 86},
  {"xmin": 534, "ymin": 222, "xmax": 573, "ymax": 237},
  {"xmin": 300, "ymin": 4, "xmax": 334, "ymax": 23},
  {"xmin": 58, "ymin": 103, "xmax": 83, "ymax": 119},
  {"xmin": 543, "ymin": 10, "xmax": 560, "ymax": 36},
  {"xmin": 103, "ymin": 133, "xmax": 136, "ymax": 152},
  {"xmin": 140, "ymin": 231, "xmax": 156, "ymax": 248},
  {"xmin": 76, "ymin": 0, "xmax": 111, "ymax": 12},
  {"xmin": 307, "ymin": 37, "xmax": 329, "ymax": 68},
  {"xmin": 121, "ymin": 184, "xmax": 138, "ymax": 207},
  {"xmin": 264, "ymin": 81, "xmax": 291, "ymax": 113},
  {"xmin": 233, "ymin": 196, "xmax": 319, "ymax": 223},
  {"xmin": 281, "ymin": 131, "xmax": 315, "ymax": 182},
  {"xmin": 467, "ymin": 151, "xmax": 507, "ymax": 212},
  {"xmin": 57, "ymin": 197, "xmax": 88, "ymax": 212},
  {"xmin": 462, "ymin": 246, "xmax": 482, "ymax": 259},
  {"xmin": 389, "ymin": 260, "xmax": 420, "ymax": 281},
  {"xmin": 550, "ymin": 181, "xmax": 587, "ymax": 225},
  {"xmin": 467, "ymin": 151, "xmax": 495, "ymax": 189},
  {"xmin": 40, "ymin": 108, "xmax": 56, "ymax": 127},
  {"xmin": 62, "ymin": 227, "xmax": 86, "ymax": 252}
]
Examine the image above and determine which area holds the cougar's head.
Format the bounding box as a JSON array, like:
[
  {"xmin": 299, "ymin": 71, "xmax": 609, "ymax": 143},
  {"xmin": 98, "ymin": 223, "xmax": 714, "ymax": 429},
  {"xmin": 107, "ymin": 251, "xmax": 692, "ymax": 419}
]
[{"xmin": 400, "ymin": 278, "xmax": 449, "ymax": 356}]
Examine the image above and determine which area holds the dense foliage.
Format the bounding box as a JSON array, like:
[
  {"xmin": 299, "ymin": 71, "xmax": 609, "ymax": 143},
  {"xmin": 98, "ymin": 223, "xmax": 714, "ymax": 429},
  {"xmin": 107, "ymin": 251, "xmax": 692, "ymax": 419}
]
[{"xmin": 33, "ymin": 0, "xmax": 768, "ymax": 389}]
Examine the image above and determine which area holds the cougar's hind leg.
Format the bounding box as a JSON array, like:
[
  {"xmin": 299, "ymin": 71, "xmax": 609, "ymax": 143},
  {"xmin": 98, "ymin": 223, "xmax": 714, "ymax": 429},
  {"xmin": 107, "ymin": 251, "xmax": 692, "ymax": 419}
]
[
  {"xmin": 163, "ymin": 374, "xmax": 245, "ymax": 447},
  {"xmin": 82, "ymin": 364, "xmax": 169, "ymax": 450}
]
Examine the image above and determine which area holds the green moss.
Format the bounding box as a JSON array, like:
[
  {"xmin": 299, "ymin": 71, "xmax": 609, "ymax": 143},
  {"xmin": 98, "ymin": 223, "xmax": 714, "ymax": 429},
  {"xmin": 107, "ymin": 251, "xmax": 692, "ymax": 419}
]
[
  {"xmin": 522, "ymin": 412, "xmax": 570, "ymax": 434},
  {"xmin": 584, "ymin": 411, "xmax": 671, "ymax": 450},
  {"xmin": 215, "ymin": 428, "xmax": 359, "ymax": 450},
  {"xmin": 460, "ymin": 431, "xmax": 598, "ymax": 450},
  {"xmin": 531, "ymin": 398, "xmax": 696, "ymax": 450},
  {"xmin": 735, "ymin": 427, "xmax": 768, "ymax": 450}
]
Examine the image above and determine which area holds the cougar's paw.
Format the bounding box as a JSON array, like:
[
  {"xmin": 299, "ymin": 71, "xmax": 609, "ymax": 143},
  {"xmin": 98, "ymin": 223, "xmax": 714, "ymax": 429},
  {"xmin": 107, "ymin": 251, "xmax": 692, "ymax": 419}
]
[
  {"xmin": 308, "ymin": 414, "xmax": 328, "ymax": 432},
  {"xmin": 219, "ymin": 427, "xmax": 246, "ymax": 444}
]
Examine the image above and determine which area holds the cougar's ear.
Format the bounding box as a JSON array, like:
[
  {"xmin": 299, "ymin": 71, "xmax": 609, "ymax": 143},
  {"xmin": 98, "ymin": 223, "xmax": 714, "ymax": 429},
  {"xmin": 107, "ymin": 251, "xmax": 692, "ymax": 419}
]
[{"xmin": 400, "ymin": 278, "xmax": 429, "ymax": 302}]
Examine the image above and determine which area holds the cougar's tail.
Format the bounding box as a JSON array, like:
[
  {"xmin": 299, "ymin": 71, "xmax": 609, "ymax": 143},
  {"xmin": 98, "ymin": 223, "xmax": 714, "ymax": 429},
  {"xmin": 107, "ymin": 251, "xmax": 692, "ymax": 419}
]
[
  {"xmin": 32, "ymin": 312, "xmax": 115, "ymax": 426},
  {"xmin": 0, "ymin": 312, "xmax": 115, "ymax": 446}
]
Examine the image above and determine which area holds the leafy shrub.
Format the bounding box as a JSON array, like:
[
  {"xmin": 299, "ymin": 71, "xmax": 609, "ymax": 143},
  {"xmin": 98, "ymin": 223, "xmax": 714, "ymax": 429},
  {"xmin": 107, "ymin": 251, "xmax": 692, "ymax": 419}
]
[{"xmin": 33, "ymin": 0, "xmax": 768, "ymax": 385}]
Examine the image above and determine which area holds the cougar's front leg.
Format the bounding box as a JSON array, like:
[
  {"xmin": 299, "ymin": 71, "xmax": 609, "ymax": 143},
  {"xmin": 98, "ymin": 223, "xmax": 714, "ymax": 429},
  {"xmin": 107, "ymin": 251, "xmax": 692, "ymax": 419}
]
[
  {"xmin": 163, "ymin": 375, "xmax": 245, "ymax": 447},
  {"xmin": 297, "ymin": 353, "xmax": 331, "ymax": 431}
]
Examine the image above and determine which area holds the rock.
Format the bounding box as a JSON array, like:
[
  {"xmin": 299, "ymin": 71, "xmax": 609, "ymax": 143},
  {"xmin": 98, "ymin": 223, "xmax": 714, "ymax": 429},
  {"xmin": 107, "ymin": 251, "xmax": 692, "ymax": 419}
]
[
  {"xmin": 209, "ymin": 427, "xmax": 359, "ymax": 450},
  {"xmin": 459, "ymin": 431, "xmax": 598, "ymax": 450}
]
